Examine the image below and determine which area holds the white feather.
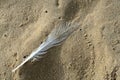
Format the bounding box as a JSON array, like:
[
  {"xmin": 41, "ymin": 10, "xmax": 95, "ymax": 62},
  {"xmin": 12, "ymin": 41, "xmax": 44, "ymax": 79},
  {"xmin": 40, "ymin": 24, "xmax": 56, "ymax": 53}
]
[{"xmin": 12, "ymin": 21, "xmax": 79, "ymax": 72}]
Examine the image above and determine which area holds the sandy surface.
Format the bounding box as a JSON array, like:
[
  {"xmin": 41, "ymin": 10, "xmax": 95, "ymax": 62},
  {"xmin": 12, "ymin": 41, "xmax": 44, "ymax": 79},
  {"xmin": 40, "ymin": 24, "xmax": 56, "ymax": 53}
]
[{"xmin": 0, "ymin": 0, "xmax": 120, "ymax": 80}]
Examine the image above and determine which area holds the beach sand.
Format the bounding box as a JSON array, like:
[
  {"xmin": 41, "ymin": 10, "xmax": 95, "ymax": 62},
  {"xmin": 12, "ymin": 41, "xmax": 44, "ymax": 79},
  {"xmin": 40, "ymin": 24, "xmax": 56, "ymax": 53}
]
[{"xmin": 0, "ymin": 0, "xmax": 120, "ymax": 80}]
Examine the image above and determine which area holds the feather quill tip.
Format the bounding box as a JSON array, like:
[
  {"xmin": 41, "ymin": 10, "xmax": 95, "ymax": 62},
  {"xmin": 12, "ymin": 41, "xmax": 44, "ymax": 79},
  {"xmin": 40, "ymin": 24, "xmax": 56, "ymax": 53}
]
[{"xmin": 12, "ymin": 68, "xmax": 17, "ymax": 72}]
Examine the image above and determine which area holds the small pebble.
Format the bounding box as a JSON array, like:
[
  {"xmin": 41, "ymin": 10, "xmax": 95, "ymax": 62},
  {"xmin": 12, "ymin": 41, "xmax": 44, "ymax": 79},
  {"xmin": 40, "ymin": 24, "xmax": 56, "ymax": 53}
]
[
  {"xmin": 13, "ymin": 53, "xmax": 17, "ymax": 57},
  {"xmin": 67, "ymin": 62, "xmax": 72, "ymax": 69},
  {"xmin": 88, "ymin": 43, "xmax": 92, "ymax": 46},
  {"xmin": 84, "ymin": 34, "xmax": 88, "ymax": 37},
  {"xmin": 78, "ymin": 55, "xmax": 82, "ymax": 58}
]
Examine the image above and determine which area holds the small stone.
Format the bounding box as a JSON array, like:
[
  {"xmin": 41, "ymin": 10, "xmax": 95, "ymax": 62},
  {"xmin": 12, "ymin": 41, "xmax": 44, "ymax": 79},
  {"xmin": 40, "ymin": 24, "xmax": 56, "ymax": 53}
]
[
  {"xmin": 84, "ymin": 34, "xmax": 87, "ymax": 37},
  {"xmin": 78, "ymin": 55, "xmax": 82, "ymax": 58},
  {"xmin": 67, "ymin": 62, "xmax": 72, "ymax": 69},
  {"xmin": 19, "ymin": 23, "xmax": 24, "ymax": 27},
  {"xmin": 88, "ymin": 43, "xmax": 92, "ymax": 46},
  {"xmin": 87, "ymin": 40, "xmax": 91, "ymax": 43},
  {"xmin": 66, "ymin": 65, "xmax": 70, "ymax": 69},
  {"xmin": 13, "ymin": 53, "xmax": 17, "ymax": 57}
]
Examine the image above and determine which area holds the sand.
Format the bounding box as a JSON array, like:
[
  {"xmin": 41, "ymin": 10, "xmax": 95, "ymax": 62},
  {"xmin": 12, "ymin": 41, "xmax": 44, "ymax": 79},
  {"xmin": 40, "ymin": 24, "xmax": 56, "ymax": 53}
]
[{"xmin": 0, "ymin": 0, "xmax": 120, "ymax": 80}]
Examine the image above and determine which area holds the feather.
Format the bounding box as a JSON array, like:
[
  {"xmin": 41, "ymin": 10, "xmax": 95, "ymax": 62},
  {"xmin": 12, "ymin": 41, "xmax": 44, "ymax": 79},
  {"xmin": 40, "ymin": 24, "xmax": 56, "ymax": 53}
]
[{"xmin": 12, "ymin": 21, "xmax": 79, "ymax": 72}]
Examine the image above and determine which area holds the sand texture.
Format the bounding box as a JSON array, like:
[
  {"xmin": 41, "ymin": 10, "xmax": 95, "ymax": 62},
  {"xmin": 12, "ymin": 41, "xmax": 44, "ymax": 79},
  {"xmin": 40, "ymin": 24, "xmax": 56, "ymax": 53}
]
[{"xmin": 0, "ymin": 0, "xmax": 120, "ymax": 80}]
